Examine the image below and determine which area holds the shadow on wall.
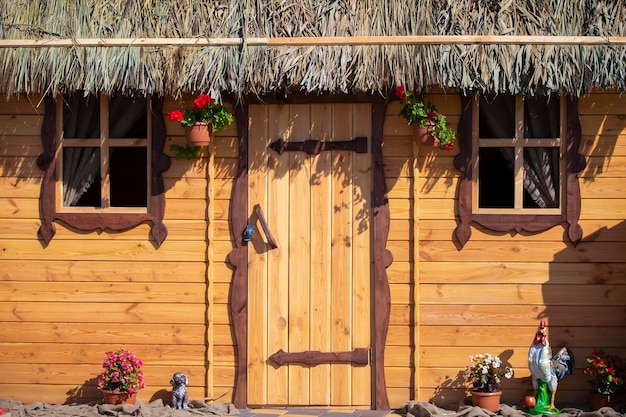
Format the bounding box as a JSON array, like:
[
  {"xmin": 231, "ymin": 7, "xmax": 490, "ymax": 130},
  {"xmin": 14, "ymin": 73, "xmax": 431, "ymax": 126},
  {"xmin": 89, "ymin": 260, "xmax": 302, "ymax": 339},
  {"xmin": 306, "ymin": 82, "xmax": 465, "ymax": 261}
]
[
  {"xmin": 65, "ymin": 377, "xmax": 99, "ymax": 405},
  {"xmin": 542, "ymin": 220, "xmax": 626, "ymax": 408}
]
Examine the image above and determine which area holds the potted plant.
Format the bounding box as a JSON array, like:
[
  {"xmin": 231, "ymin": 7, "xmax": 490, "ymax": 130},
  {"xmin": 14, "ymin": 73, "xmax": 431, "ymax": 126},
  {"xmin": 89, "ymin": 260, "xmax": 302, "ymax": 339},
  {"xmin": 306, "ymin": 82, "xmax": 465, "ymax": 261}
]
[
  {"xmin": 584, "ymin": 348, "xmax": 625, "ymax": 409},
  {"xmin": 168, "ymin": 93, "xmax": 234, "ymax": 146},
  {"xmin": 97, "ymin": 348, "xmax": 146, "ymax": 405},
  {"xmin": 466, "ymin": 353, "xmax": 514, "ymax": 412},
  {"xmin": 395, "ymin": 85, "xmax": 455, "ymax": 151}
]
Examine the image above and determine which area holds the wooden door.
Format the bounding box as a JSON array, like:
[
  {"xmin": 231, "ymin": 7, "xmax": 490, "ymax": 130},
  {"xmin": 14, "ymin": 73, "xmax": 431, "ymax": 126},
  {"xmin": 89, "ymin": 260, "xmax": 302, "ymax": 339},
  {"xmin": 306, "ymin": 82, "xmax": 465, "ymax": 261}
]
[{"xmin": 247, "ymin": 103, "xmax": 373, "ymax": 407}]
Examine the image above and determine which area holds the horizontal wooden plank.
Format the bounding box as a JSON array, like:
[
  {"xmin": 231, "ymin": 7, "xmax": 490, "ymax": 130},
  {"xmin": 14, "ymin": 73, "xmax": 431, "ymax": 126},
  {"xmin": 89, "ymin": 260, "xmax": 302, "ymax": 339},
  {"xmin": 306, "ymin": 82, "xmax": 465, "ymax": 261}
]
[
  {"xmin": 210, "ymin": 261, "xmax": 235, "ymax": 284},
  {"xmin": 0, "ymin": 363, "xmax": 206, "ymax": 385},
  {"xmin": 579, "ymin": 198, "xmax": 626, "ymax": 220},
  {"xmin": 419, "ymin": 218, "xmax": 626, "ymax": 242},
  {"xmin": 419, "ymin": 346, "xmax": 626, "ymax": 369},
  {"xmin": 419, "ymin": 241, "xmax": 626, "ymax": 263},
  {"xmin": 0, "ymin": 218, "xmax": 209, "ymax": 241},
  {"xmin": 580, "ymin": 114, "xmax": 626, "ymax": 136},
  {"xmin": 0, "ymin": 301, "xmax": 206, "ymax": 323},
  {"xmin": 419, "ymin": 283, "xmax": 626, "ymax": 306},
  {"xmin": 384, "ymin": 346, "xmax": 412, "ymax": 367},
  {"xmin": 0, "ymin": 135, "xmax": 43, "ymax": 157},
  {"xmin": 0, "ymin": 114, "xmax": 42, "ymax": 136},
  {"xmin": 579, "ymin": 93, "xmax": 626, "ymax": 115},
  {"xmin": 0, "ymin": 322, "xmax": 207, "ymax": 344},
  {"xmin": 387, "ymin": 177, "xmax": 412, "ymax": 199},
  {"xmin": 0, "ymin": 342, "xmax": 207, "ymax": 365},
  {"xmin": 0, "ymin": 239, "xmax": 207, "ymax": 261},
  {"xmin": 0, "ymin": 95, "xmax": 44, "ymax": 115},
  {"xmin": 0, "ymin": 260, "xmax": 206, "ymax": 282},
  {"xmin": 579, "ymin": 156, "xmax": 626, "ymax": 178},
  {"xmin": 0, "ymin": 282, "xmax": 206, "ymax": 303},
  {"xmin": 419, "ymin": 261, "xmax": 626, "ymax": 284},
  {"xmin": 0, "ymin": 197, "xmax": 211, "ymax": 221},
  {"xmin": 164, "ymin": 177, "xmax": 208, "ymax": 199},
  {"xmin": 212, "ymin": 157, "xmax": 238, "ymax": 179},
  {"xmin": 384, "ymin": 156, "xmax": 412, "ymax": 178},
  {"xmin": 0, "ymin": 383, "xmax": 206, "ymax": 405},
  {"xmin": 580, "ymin": 135, "xmax": 626, "ymax": 157},
  {"xmin": 420, "ymin": 325, "xmax": 626, "ymax": 348},
  {"xmin": 420, "ymin": 305, "xmax": 626, "ymax": 326}
]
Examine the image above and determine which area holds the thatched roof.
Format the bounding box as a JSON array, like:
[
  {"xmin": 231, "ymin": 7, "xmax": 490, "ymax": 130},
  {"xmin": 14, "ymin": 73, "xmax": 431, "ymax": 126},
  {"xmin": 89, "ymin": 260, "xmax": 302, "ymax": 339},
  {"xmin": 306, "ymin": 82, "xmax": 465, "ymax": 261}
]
[{"xmin": 0, "ymin": 0, "xmax": 625, "ymax": 99}]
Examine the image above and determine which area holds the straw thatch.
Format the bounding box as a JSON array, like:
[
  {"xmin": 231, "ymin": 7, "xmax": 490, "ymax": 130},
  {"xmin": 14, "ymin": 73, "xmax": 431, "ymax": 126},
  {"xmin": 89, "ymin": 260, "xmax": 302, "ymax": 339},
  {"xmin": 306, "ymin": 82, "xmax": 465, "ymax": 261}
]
[{"xmin": 0, "ymin": 0, "xmax": 625, "ymax": 98}]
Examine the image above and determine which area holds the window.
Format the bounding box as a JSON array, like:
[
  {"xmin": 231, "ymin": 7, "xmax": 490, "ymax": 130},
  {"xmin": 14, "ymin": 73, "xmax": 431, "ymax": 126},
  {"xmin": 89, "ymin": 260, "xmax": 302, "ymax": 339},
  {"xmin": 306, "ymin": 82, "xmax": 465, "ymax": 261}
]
[
  {"xmin": 59, "ymin": 93, "xmax": 149, "ymax": 210},
  {"xmin": 454, "ymin": 93, "xmax": 585, "ymax": 247},
  {"xmin": 475, "ymin": 94, "xmax": 563, "ymax": 213},
  {"xmin": 38, "ymin": 93, "xmax": 170, "ymax": 247}
]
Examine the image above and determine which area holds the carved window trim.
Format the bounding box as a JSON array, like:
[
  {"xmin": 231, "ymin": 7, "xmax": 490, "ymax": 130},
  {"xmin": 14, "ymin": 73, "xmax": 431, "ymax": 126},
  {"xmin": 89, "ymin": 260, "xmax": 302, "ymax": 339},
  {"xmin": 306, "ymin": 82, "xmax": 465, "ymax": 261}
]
[
  {"xmin": 454, "ymin": 93, "xmax": 586, "ymax": 248},
  {"xmin": 37, "ymin": 94, "xmax": 170, "ymax": 247}
]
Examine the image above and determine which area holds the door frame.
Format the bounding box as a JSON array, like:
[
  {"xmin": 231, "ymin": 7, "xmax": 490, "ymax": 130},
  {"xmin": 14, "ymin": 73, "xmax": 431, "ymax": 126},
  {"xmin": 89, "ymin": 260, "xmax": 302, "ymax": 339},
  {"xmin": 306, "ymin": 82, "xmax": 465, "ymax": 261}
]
[{"xmin": 226, "ymin": 96, "xmax": 391, "ymax": 410}]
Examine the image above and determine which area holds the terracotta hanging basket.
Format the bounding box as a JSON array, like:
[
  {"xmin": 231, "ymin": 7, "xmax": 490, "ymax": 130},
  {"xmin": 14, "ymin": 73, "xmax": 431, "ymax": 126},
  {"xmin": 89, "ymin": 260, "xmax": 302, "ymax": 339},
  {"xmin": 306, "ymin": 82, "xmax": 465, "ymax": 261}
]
[
  {"xmin": 185, "ymin": 122, "xmax": 213, "ymax": 146},
  {"xmin": 471, "ymin": 390, "xmax": 502, "ymax": 413},
  {"xmin": 100, "ymin": 389, "xmax": 138, "ymax": 405},
  {"xmin": 412, "ymin": 123, "xmax": 440, "ymax": 147}
]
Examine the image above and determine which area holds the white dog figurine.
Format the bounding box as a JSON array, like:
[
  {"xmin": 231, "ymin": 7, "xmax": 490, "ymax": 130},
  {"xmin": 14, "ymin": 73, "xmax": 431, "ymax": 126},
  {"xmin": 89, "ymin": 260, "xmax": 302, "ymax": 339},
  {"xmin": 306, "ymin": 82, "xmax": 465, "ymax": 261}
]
[{"xmin": 170, "ymin": 372, "xmax": 190, "ymax": 409}]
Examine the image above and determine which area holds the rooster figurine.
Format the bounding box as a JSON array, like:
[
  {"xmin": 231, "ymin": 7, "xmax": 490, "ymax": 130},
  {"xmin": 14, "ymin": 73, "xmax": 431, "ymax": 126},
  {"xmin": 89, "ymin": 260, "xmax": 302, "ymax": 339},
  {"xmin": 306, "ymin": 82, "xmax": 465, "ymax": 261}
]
[{"xmin": 527, "ymin": 320, "xmax": 575, "ymax": 414}]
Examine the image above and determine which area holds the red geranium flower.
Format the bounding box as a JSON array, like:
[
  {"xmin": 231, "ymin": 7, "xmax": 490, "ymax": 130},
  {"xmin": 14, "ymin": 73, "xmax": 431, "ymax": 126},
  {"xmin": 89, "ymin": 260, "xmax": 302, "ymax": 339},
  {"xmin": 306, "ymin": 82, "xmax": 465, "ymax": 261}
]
[
  {"xmin": 168, "ymin": 110, "xmax": 184, "ymax": 122},
  {"xmin": 193, "ymin": 93, "xmax": 212, "ymax": 109},
  {"xmin": 395, "ymin": 85, "xmax": 407, "ymax": 101}
]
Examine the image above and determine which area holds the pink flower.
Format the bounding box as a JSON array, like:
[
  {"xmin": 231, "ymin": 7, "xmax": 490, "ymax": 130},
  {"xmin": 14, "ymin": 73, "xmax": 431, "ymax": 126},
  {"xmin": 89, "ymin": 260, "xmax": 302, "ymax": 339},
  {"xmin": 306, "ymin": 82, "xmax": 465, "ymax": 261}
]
[{"xmin": 168, "ymin": 110, "xmax": 184, "ymax": 122}]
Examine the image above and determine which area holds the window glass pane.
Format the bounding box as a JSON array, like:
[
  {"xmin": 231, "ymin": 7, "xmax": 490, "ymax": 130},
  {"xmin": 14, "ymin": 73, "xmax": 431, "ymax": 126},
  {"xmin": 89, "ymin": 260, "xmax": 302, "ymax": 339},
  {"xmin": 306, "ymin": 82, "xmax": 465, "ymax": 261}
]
[
  {"xmin": 479, "ymin": 94, "xmax": 515, "ymax": 138},
  {"xmin": 62, "ymin": 147, "xmax": 101, "ymax": 207},
  {"xmin": 478, "ymin": 147, "xmax": 514, "ymax": 208},
  {"xmin": 63, "ymin": 93, "xmax": 100, "ymax": 139},
  {"xmin": 523, "ymin": 147, "xmax": 560, "ymax": 209},
  {"xmin": 109, "ymin": 147, "xmax": 148, "ymax": 207},
  {"xmin": 525, "ymin": 96, "xmax": 560, "ymax": 138},
  {"xmin": 109, "ymin": 95, "xmax": 148, "ymax": 139}
]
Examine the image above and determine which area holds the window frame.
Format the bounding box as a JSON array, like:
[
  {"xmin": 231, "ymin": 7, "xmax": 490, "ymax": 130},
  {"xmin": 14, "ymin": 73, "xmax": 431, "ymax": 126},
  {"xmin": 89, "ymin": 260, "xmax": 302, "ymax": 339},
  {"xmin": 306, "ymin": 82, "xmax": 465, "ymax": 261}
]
[
  {"xmin": 37, "ymin": 94, "xmax": 170, "ymax": 247},
  {"xmin": 454, "ymin": 93, "xmax": 586, "ymax": 248}
]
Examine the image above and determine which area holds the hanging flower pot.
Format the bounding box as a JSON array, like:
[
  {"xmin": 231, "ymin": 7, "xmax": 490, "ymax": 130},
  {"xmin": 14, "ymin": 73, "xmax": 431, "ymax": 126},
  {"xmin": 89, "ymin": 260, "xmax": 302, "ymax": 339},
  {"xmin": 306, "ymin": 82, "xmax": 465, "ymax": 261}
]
[
  {"xmin": 396, "ymin": 86, "xmax": 455, "ymax": 151},
  {"xmin": 168, "ymin": 93, "xmax": 234, "ymax": 152},
  {"xmin": 100, "ymin": 389, "xmax": 138, "ymax": 405},
  {"xmin": 412, "ymin": 123, "xmax": 439, "ymax": 147},
  {"xmin": 471, "ymin": 390, "xmax": 502, "ymax": 412},
  {"xmin": 185, "ymin": 122, "xmax": 213, "ymax": 146}
]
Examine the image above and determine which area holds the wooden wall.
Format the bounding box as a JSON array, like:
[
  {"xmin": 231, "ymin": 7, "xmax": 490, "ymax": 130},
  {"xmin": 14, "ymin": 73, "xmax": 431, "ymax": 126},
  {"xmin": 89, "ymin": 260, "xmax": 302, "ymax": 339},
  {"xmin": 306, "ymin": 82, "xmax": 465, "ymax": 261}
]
[
  {"xmin": 0, "ymin": 95, "xmax": 224, "ymax": 404},
  {"xmin": 1, "ymin": 90, "xmax": 625, "ymax": 410},
  {"xmin": 381, "ymin": 90, "xmax": 626, "ymax": 409}
]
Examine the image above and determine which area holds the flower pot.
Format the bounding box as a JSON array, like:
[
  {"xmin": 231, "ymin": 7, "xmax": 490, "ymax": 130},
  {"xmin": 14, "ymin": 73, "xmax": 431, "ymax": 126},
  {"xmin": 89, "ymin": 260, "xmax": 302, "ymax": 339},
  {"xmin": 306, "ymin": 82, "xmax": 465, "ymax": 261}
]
[
  {"xmin": 412, "ymin": 124, "xmax": 439, "ymax": 147},
  {"xmin": 185, "ymin": 122, "xmax": 213, "ymax": 146},
  {"xmin": 100, "ymin": 389, "xmax": 138, "ymax": 405},
  {"xmin": 471, "ymin": 390, "xmax": 502, "ymax": 412},
  {"xmin": 591, "ymin": 392, "xmax": 623, "ymax": 410}
]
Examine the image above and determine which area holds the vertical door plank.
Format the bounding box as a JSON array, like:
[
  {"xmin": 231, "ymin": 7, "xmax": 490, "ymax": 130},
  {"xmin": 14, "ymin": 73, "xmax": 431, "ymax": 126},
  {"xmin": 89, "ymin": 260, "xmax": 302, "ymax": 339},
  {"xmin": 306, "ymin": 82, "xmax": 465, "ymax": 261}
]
[
  {"xmin": 330, "ymin": 103, "xmax": 353, "ymax": 405},
  {"xmin": 267, "ymin": 104, "xmax": 291, "ymax": 404},
  {"xmin": 288, "ymin": 104, "xmax": 312, "ymax": 405},
  {"xmin": 351, "ymin": 103, "xmax": 372, "ymax": 406},
  {"xmin": 247, "ymin": 105, "xmax": 269, "ymax": 404},
  {"xmin": 309, "ymin": 104, "xmax": 333, "ymax": 405}
]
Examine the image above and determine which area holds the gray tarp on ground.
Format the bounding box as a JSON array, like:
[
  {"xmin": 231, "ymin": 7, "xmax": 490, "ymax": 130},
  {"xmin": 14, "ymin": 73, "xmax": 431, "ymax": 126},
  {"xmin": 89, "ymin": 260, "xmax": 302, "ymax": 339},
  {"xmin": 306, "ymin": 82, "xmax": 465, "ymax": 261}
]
[
  {"xmin": 400, "ymin": 401, "xmax": 625, "ymax": 417},
  {"xmin": 1, "ymin": 399, "xmax": 625, "ymax": 417},
  {"xmin": 0, "ymin": 398, "xmax": 239, "ymax": 417}
]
